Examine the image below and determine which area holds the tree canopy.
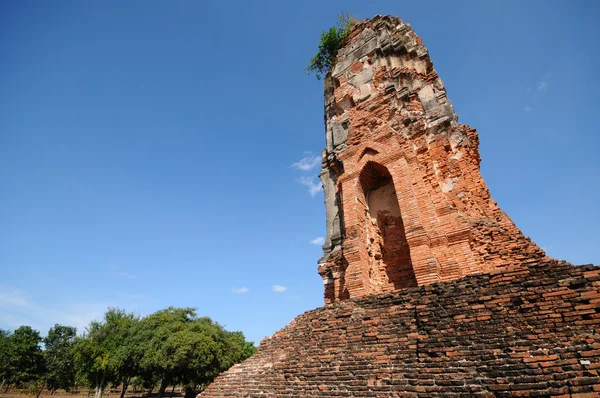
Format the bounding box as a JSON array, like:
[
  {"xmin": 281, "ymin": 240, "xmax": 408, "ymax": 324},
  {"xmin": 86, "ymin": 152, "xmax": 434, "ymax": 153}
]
[
  {"xmin": 0, "ymin": 307, "xmax": 255, "ymax": 398},
  {"xmin": 44, "ymin": 324, "xmax": 77, "ymax": 393}
]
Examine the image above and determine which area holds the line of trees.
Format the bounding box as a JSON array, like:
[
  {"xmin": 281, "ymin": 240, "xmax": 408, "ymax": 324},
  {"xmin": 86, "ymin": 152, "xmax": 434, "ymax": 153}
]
[{"xmin": 0, "ymin": 307, "xmax": 255, "ymax": 398}]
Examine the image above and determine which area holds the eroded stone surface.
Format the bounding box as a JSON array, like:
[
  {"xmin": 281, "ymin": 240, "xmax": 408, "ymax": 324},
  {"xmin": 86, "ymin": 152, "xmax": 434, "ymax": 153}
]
[{"xmin": 318, "ymin": 15, "xmax": 546, "ymax": 303}]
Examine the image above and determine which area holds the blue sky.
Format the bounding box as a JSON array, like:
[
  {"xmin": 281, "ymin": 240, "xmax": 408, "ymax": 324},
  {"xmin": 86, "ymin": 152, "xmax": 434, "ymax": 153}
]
[{"xmin": 1, "ymin": 0, "xmax": 598, "ymax": 345}]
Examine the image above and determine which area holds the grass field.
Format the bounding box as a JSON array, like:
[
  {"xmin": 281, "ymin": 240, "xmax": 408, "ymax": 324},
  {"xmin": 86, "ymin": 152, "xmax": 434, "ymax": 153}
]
[{"xmin": 0, "ymin": 390, "xmax": 184, "ymax": 398}]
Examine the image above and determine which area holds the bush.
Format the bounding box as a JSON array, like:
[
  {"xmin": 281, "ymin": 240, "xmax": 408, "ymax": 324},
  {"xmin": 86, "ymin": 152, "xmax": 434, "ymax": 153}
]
[{"xmin": 306, "ymin": 13, "xmax": 355, "ymax": 80}]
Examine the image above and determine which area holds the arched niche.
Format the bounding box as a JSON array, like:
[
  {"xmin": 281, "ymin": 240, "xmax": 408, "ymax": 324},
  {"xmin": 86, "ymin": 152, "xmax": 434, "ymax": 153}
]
[{"xmin": 358, "ymin": 162, "xmax": 417, "ymax": 292}]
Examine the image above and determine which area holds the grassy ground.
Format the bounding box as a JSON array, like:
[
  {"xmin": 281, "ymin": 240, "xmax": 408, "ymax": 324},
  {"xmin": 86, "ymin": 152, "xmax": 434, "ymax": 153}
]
[{"xmin": 0, "ymin": 391, "xmax": 181, "ymax": 398}]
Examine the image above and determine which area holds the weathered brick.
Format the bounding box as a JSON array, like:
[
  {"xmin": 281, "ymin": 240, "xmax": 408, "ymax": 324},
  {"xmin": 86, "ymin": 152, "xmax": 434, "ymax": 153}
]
[
  {"xmin": 199, "ymin": 15, "xmax": 600, "ymax": 398},
  {"xmin": 200, "ymin": 261, "xmax": 600, "ymax": 397},
  {"xmin": 317, "ymin": 16, "xmax": 546, "ymax": 304}
]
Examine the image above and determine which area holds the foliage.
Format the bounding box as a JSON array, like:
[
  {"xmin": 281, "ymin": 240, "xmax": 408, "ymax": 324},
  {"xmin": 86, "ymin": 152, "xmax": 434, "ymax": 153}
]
[
  {"xmin": 74, "ymin": 308, "xmax": 139, "ymax": 398},
  {"xmin": 306, "ymin": 13, "xmax": 355, "ymax": 80},
  {"xmin": 134, "ymin": 307, "xmax": 255, "ymax": 398},
  {"xmin": 103, "ymin": 309, "xmax": 139, "ymax": 398},
  {"xmin": 0, "ymin": 329, "xmax": 13, "ymax": 391},
  {"xmin": 44, "ymin": 324, "xmax": 77, "ymax": 393},
  {"xmin": 73, "ymin": 321, "xmax": 109, "ymax": 398},
  {"xmin": 0, "ymin": 307, "xmax": 255, "ymax": 398},
  {"xmin": 136, "ymin": 307, "xmax": 196, "ymax": 398},
  {"xmin": 8, "ymin": 326, "xmax": 46, "ymax": 386},
  {"xmin": 0, "ymin": 326, "xmax": 46, "ymax": 397}
]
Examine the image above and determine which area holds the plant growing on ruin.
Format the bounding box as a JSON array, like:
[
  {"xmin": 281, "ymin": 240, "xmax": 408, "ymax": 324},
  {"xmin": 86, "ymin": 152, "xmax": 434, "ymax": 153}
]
[{"xmin": 306, "ymin": 13, "xmax": 355, "ymax": 80}]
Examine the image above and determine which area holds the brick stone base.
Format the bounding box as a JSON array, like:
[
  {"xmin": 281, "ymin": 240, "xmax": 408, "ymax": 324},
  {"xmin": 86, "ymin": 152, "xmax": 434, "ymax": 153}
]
[{"xmin": 200, "ymin": 261, "xmax": 600, "ymax": 397}]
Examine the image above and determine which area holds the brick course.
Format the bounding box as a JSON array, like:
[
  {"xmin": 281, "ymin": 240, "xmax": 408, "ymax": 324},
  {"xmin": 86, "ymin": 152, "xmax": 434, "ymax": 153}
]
[
  {"xmin": 201, "ymin": 261, "xmax": 600, "ymax": 397},
  {"xmin": 317, "ymin": 15, "xmax": 546, "ymax": 303}
]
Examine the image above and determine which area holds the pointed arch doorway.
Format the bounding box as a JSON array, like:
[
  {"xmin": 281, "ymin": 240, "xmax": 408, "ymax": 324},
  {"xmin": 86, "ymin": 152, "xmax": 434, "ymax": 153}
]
[{"xmin": 358, "ymin": 162, "xmax": 418, "ymax": 292}]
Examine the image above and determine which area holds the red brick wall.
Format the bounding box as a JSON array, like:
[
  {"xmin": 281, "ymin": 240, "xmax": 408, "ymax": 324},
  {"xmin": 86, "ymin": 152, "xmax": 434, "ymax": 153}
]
[
  {"xmin": 361, "ymin": 162, "xmax": 417, "ymax": 293},
  {"xmin": 200, "ymin": 261, "xmax": 600, "ymax": 397},
  {"xmin": 318, "ymin": 16, "xmax": 546, "ymax": 303}
]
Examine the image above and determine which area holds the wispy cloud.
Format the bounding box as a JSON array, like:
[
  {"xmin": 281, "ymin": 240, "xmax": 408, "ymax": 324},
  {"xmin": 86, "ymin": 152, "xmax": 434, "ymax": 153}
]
[
  {"xmin": 310, "ymin": 236, "xmax": 325, "ymax": 246},
  {"xmin": 109, "ymin": 264, "xmax": 136, "ymax": 280},
  {"xmin": 0, "ymin": 286, "xmax": 109, "ymax": 334},
  {"xmin": 524, "ymin": 73, "xmax": 551, "ymax": 112},
  {"xmin": 118, "ymin": 272, "xmax": 136, "ymax": 279},
  {"xmin": 231, "ymin": 287, "xmax": 249, "ymax": 294},
  {"xmin": 290, "ymin": 153, "xmax": 323, "ymax": 197},
  {"xmin": 0, "ymin": 287, "xmax": 30, "ymax": 307},
  {"xmin": 291, "ymin": 155, "xmax": 320, "ymax": 171},
  {"xmin": 297, "ymin": 176, "xmax": 323, "ymax": 197},
  {"xmin": 272, "ymin": 285, "xmax": 287, "ymax": 293},
  {"xmin": 287, "ymin": 295, "xmax": 302, "ymax": 300}
]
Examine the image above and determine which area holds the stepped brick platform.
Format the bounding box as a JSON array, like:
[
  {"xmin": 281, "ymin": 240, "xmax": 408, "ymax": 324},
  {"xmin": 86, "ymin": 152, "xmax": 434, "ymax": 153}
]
[{"xmin": 200, "ymin": 261, "xmax": 600, "ymax": 397}]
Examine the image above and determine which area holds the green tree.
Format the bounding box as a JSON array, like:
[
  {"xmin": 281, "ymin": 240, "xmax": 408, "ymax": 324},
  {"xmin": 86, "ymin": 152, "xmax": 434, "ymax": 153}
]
[
  {"xmin": 0, "ymin": 329, "xmax": 12, "ymax": 392},
  {"xmin": 73, "ymin": 321, "xmax": 110, "ymax": 398},
  {"xmin": 137, "ymin": 307, "xmax": 197, "ymax": 398},
  {"xmin": 164, "ymin": 317, "xmax": 221, "ymax": 397},
  {"xmin": 103, "ymin": 310, "xmax": 139, "ymax": 398},
  {"xmin": 170, "ymin": 318, "xmax": 256, "ymax": 398},
  {"xmin": 137, "ymin": 309, "xmax": 255, "ymax": 398},
  {"xmin": 73, "ymin": 307, "xmax": 255, "ymax": 398},
  {"xmin": 7, "ymin": 326, "xmax": 46, "ymax": 397},
  {"xmin": 223, "ymin": 331, "xmax": 256, "ymax": 366},
  {"xmin": 74, "ymin": 308, "xmax": 138, "ymax": 398},
  {"xmin": 44, "ymin": 324, "xmax": 77, "ymax": 393}
]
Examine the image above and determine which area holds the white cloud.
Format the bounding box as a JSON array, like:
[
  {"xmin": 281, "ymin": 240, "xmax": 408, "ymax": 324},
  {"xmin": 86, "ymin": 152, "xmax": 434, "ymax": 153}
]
[
  {"xmin": 535, "ymin": 73, "xmax": 550, "ymax": 92},
  {"xmin": 310, "ymin": 236, "xmax": 325, "ymax": 246},
  {"xmin": 297, "ymin": 176, "xmax": 323, "ymax": 197},
  {"xmin": 0, "ymin": 287, "xmax": 30, "ymax": 307},
  {"xmin": 524, "ymin": 74, "xmax": 550, "ymax": 111},
  {"xmin": 287, "ymin": 295, "xmax": 302, "ymax": 300},
  {"xmin": 272, "ymin": 285, "xmax": 287, "ymax": 293},
  {"xmin": 48, "ymin": 303, "xmax": 110, "ymax": 334},
  {"xmin": 291, "ymin": 155, "xmax": 320, "ymax": 171},
  {"xmin": 231, "ymin": 287, "xmax": 249, "ymax": 294},
  {"xmin": 118, "ymin": 272, "xmax": 136, "ymax": 279},
  {"xmin": 0, "ymin": 286, "xmax": 110, "ymax": 335},
  {"xmin": 0, "ymin": 313, "xmax": 30, "ymax": 329}
]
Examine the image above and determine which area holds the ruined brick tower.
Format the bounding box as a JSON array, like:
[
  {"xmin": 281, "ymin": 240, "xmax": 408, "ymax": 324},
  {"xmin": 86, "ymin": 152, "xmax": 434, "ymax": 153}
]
[
  {"xmin": 317, "ymin": 15, "xmax": 546, "ymax": 303},
  {"xmin": 200, "ymin": 16, "xmax": 600, "ymax": 397}
]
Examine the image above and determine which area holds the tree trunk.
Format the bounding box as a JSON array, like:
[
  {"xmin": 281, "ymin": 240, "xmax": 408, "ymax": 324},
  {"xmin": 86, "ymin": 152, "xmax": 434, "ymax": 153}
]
[
  {"xmin": 119, "ymin": 377, "xmax": 130, "ymax": 398},
  {"xmin": 0, "ymin": 379, "xmax": 5, "ymax": 394},
  {"xmin": 157, "ymin": 378, "xmax": 168, "ymax": 398},
  {"xmin": 35, "ymin": 384, "xmax": 44, "ymax": 398},
  {"xmin": 184, "ymin": 386, "xmax": 196, "ymax": 398},
  {"xmin": 94, "ymin": 374, "xmax": 106, "ymax": 398},
  {"xmin": 169, "ymin": 385, "xmax": 175, "ymax": 398},
  {"xmin": 146, "ymin": 382, "xmax": 155, "ymax": 397}
]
